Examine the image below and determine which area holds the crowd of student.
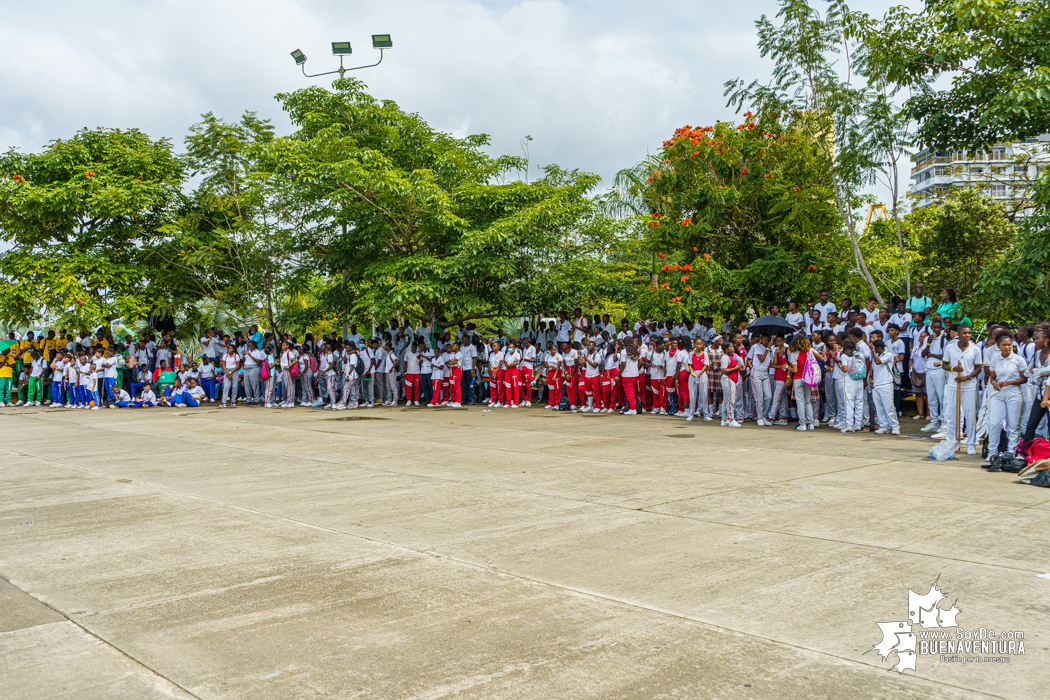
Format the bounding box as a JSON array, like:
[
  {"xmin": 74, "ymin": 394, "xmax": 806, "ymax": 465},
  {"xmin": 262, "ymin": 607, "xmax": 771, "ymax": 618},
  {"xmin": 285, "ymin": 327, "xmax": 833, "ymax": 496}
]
[{"xmin": 3, "ymin": 284, "xmax": 1047, "ymax": 467}]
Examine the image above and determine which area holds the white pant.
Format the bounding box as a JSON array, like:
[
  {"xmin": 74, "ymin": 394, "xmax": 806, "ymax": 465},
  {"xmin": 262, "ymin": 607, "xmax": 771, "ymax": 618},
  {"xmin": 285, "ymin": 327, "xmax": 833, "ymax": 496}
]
[
  {"xmin": 927, "ymin": 368, "xmax": 946, "ymax": 427},
  {"xmin": 752, "ymin": 373, "xmax": 771, "ymax": 420},
  {"xmin": 988, "ymin": 386, "xmax": 1023, "ymax": 455},
  {"xmin": 843, "ymin": 377, "xmax": 865, "ymax": 430},
  {"xmin": 943, "ymin": 384, "xmax": 977, "ymax": 448},
  {"xmin": 720, "ymin": 376, "xmax": 737, "ymax": 422},
  {"xmin": 688, "ymin": 375, "xmax": 708, "ymax": 416},
  {"xmin": 793, "ymin": 379, "xmax": 814, "ymax": 427},
  {"xmin": 872, "ymin": 383, "xmax": 899, "ymax": 430},
  {"xmin": 768, "ymin": 380, "xmax": 789, "ymax": 420}
]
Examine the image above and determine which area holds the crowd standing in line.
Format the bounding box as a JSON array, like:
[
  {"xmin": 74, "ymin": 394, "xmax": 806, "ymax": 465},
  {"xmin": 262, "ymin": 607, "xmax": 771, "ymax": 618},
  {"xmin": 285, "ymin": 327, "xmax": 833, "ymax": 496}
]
[{"xmin": 3, "ymin": 287, "xmax": 1048, "ymax": 474}]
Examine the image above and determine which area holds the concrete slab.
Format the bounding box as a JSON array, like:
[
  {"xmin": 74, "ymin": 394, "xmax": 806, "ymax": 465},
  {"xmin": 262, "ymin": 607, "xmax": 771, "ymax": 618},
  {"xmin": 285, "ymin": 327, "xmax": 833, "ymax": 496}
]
[{"xmin": 0, "ymin": 405, "xmax": 1045, "ymax": 698}]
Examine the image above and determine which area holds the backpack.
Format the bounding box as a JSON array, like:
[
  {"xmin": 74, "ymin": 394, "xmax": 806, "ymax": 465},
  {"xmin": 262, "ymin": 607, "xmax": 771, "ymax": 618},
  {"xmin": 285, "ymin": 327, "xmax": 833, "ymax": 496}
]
[
  {"xmin": 1031, "ymin": 469, "xmax": 1050, "ymax": 488},
  {"xmin": 802, "ymin": 353, "xmax": 822, "ymax": 387},
  {"xmin": 1018, "ymin": 459, "xmax": 1050, "ymax": 484},
  {"xmin": 1025, "ymin": 437, "xmax": 1050, "ymax": 465},
  {"xmin": 308, "ymin": 354, "xmax": 318, "ymax": 373},
  {"xmin": 288, "ymin": 359, "xmax": 300, "ymax": 378},
  {"xmin": 356, "ymin": 354, "xmax": 365, "ymax": 375},
  {"xmin": 846, "ymin": 354, "xmax": 866, "ymax": 380},
  {"xmin": 260, "ymin": 361, "xmax": 270, "ymax": 380}
]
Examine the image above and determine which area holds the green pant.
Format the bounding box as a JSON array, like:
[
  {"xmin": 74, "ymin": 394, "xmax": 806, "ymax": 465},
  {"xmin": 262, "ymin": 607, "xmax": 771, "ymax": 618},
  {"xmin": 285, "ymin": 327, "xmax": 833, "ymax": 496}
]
[
  {"xmin": 0, "ymin": 377, "xmax": 11, "ymax": 403},
  {"xmin": 28, "ymin": 376, "xmax": 43, "ymax": 403}
]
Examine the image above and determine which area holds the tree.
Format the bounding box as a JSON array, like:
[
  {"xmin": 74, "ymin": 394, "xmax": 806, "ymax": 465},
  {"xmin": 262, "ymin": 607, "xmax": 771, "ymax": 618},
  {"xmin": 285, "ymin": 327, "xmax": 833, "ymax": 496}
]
[
  {"xmin": 627, "ymin": 113, "xmax": 848, "ymax": 319},
  {"xmin": 269, "ymin": 79, "xmax": 610, "ymax": 329},
  {"xmin": 725, "ymin": 0, "xmax": 887, "ymax": 305},
  {"xmin": 155, "ymin": 111, "xmax": 327, "ymax": 337},
  {"xmin": 851, "ymin": 0, "xmax": 1050, "ymax": 162},
  {"xmin": 0, "ymin": 128, "xmax": 184, "ymax": 329},
  {"xmin": 909, "ymin": 189, "xmax": 1016, "ymax": 303}
]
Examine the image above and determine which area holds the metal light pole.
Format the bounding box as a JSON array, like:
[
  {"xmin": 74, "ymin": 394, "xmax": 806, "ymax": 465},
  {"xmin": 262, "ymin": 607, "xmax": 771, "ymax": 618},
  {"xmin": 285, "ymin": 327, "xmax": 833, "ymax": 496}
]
[
  {"xmin": 290, "ymin": 37, "xmax": 391, "ymax": 340},
  {"xmin": 290, "ymin": 35, "xmax": 393, "ymax": 80}
]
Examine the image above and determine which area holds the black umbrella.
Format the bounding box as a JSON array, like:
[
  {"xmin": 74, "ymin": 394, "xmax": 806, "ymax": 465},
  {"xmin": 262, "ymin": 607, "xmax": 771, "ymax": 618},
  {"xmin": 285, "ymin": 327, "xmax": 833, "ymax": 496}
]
[{"xmin": 746, "ymin": 315, "xmax": 796, "ymax": 338}]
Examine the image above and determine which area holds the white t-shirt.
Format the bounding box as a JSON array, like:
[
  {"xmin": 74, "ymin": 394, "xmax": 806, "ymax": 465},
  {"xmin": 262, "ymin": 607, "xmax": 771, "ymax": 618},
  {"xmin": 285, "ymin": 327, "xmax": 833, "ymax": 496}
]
[
  {"xmin": 222, "ymin": 352, "xmax": 240, "ymax": 372},
  {"xmin": 383, "ymin": 351, "xmax": 397, "ymax": 373},
  {"xmin": 52, "ymin": 359, "xmax": 66, "ymax": 381},
  {"xmin": 460, "ymin": 343, "xmax": 478, "ymax": 370},
  {"xmin": 814, "ymin": 301, "xmax": 836, "ymax": 322},
  {"xmin": 141, "ymin": 389, "xmax": 157, "ymax": 403},
  {"xmin": 187, "ymin": 385, "xmax": 206, "ymax": 401},
  {"xmin": 504, "ymin": 349, "xmax": 522, "ymax": 369},
  {"xmin": 785, "ymin": 312, "xmax": 805, "ymax": 330},
  {"xmin": 117, "ymin": 388, "xmax": 131, "ymax": 402},
  {"xmin": 544, "ymin": 352, "xmax": 562, "ymax": 371},
  {"xmin": 200, "ymin": 336, "xmax": 220, "ymax": 358},
  {"xmin": 430, "ymin": 352, "xmax": 445, "ymax": 380},
  {"xmin": 488, "ymin": 349, "xmax": 504, "ymax": 371},
  {"xmin": 620, "ymin": 350, "xmax": 640, "ymax": 378},
  {"xmin": 404, "ymin": 351, "xmax": 421, "ymax": 374},
  {"xmin": 665, "ymin": 349, "xmax": 681, "ymax": 376},
  {"xmin": 943, "ymin": 342, "xmax": 982, "ymax": 390},
  {"xmin": 30, "ymin": 357, "xmax": 47, "ymax": 378},
  {"xmin": 988, "ymin": 351, "xmax": 1028, "ymax": 391},
  {"xmin": 572, "ymin": 316, "xmax": 588, "ymax": 342},
  {"xmin": 872, "ymin": 350, "xmax": 895, "ymax": 387},
  {"xmin": 103, "ymin": 356, "xmax": 119, "ymax": 379},
  {"xmin": 752, "ymin": 343, "xmax": 773, "ymax": 372},
  {"xmin": 521, "ymin": 345, "xmax": 536, "ymax": 370},
  {"xmin": 862, "ymin": 308, "xmax": 880, "ymax": 324},
  {"xmin": 649, "ymin": 350, "xmax": 666, "ymax": 379}
]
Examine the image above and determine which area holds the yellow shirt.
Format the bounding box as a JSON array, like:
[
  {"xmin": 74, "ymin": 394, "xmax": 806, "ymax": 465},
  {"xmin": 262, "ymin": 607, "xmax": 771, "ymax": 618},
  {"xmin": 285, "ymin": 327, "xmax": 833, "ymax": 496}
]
[
  {"xmin": 18, "ymin": 340, "xmax": 38, "ymax": 364},
  {"xmin": 0, "ymin": 357, "xmax": 13, "ymax": 379}
]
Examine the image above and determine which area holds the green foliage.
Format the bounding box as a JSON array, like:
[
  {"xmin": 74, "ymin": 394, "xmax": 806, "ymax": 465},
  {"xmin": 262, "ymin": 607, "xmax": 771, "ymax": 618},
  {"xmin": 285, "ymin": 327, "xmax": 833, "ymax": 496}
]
[
  {"xmin": 978, "ymin": 211, "xmax": 1050, "ymax": 322},
  {"xmin": 268, "ymin": 79, "xmax": 610, "ymax": 328},
  {"xmin": 850, "ymin": 0, "xmax": 1050, "ymax": 156},
  {"xmin": 0, "ymin": 128, "xmax": 184, "ymax": 328},
  {"xmin": 627, "ymin": 113, "xmax": 849, "ymax": 318}
]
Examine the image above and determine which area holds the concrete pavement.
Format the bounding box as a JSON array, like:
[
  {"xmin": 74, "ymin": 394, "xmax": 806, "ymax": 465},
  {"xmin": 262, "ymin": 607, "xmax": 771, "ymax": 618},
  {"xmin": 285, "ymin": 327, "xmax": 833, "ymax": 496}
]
[{"xmin": 1, "ymin": 404, "xmax": 1048, "ymax": 699}]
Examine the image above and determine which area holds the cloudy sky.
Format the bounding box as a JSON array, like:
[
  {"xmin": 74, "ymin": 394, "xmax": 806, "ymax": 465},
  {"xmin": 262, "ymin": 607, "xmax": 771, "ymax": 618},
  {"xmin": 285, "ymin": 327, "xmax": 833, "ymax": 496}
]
[{"xmin": 1, "ymin": 0, "xmax": 910, "ymax": 190}]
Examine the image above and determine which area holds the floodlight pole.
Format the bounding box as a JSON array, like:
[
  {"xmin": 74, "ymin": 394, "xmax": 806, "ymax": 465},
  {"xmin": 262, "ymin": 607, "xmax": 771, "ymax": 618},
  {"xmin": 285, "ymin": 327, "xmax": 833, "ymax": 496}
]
[{"xmin": 300, "ymin": 50, "xmax": 386, "ymax": 79}]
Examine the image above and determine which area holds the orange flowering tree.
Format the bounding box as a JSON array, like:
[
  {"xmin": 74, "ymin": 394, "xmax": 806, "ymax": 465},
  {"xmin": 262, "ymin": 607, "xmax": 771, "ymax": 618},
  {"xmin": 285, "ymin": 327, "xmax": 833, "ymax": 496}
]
[{"xmin": 627, "ymin": 111, "xmax": 853, "ymax": 319}]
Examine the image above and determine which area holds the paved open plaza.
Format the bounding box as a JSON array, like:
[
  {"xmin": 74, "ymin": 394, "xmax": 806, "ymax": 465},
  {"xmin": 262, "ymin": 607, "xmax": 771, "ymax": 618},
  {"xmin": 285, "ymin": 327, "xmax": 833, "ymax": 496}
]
[{"xmin": 1, "ymin": 405, "xmax": 1048, "ymax": 699}]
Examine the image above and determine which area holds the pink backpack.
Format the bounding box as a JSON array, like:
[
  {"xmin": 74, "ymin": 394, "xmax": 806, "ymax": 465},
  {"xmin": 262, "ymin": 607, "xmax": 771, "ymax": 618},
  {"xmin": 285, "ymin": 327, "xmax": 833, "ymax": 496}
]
[{"xmin": 802, "ymin": 352, "xmax": 822, "ymax": 387}]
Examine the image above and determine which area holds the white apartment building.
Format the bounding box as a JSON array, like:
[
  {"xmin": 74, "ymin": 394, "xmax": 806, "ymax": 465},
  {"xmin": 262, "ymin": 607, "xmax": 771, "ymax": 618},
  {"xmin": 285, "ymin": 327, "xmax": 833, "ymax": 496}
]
[{"xmin": 910, "ymin": 136, "xmax": 1049, "ymax": 218}]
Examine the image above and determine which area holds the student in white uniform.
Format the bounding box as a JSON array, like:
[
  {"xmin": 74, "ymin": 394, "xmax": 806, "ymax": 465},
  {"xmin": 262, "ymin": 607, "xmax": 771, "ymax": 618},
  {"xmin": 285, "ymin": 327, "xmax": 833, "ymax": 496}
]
[
  {"xmin": 985, "ymin": 333, "xmax": 1029, "ymax": 464},
  {"xmin": 941, "ymin": 325, "xmax": 982, "ymax": 453},
  {"xmin": 921, "ymin": 320, "xmax": 948, "ymax": 433},
  {"xmin": 870, "ymin": 339, "xmax": 900, "ymax": 435}
]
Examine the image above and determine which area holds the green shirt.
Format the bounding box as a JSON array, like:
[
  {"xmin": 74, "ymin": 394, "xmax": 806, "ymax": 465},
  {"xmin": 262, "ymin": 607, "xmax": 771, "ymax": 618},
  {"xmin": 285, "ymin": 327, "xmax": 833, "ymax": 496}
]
[{"xmin": 906, "ymin": 295, "xmax": 931, "ymax": 314}]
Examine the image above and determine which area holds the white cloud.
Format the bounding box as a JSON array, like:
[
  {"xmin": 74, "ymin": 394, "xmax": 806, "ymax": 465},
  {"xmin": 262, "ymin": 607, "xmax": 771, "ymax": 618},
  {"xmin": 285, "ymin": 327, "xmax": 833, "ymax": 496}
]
[{"xmin": 1, "ymin": 0, "xmax": 912, "ymax": 192}]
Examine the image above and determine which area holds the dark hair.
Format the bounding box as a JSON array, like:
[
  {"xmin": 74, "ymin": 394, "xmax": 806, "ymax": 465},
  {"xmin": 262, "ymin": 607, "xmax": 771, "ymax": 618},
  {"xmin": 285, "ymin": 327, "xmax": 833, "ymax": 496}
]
[
  {"xmin": 887, "ymin": 323, "xmax": 900, "ymax": 332},
  {"xmin": 944, "ymin": 288, "xmax": 958, "ymax": 302},
  {"xmin": 872, "ymin": 339, "xmax": 886, "ymax": 350}
]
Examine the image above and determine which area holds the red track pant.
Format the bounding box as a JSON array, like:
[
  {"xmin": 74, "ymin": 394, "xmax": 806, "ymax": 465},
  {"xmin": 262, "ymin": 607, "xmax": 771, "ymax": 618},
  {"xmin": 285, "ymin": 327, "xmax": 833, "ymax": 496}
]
[
  {"xmin": 546, "ymin": 369, "xmax": 563, "ymax": 406},
  {"xmin": 405, "ymin": 373, "xmax": 420, "ymax": 403},
  {"xmin": 621, "ymin": 375, "xmax": 639, "ymax": 411},
  {"xmin": 430, "ymin": 377, "xmax": 444, "ymax": 404},
  {"xmin": 504, "ymin": 368, "xmax": 521, "ymax": 406},
  {"xmin": 490, "ymin": 369, "xmax": 504, "ymax": 404},
  {"xmin": 650, "ymin": 376, "xmax": 666, "ymax": 410},
  {"xmin": 678, "ymin": 369, "xmax": 690, "ymax": 408},
  {"xmin": 449, "ymin": 367, "xmax": 462, "ymax": 404},
  {"xmin": 520, "ymin": 368, "xmax": 533, "ymax": 403},
  {"xmin": 601, "ymin": 368, "xmax": 619, "ymax": 409}
]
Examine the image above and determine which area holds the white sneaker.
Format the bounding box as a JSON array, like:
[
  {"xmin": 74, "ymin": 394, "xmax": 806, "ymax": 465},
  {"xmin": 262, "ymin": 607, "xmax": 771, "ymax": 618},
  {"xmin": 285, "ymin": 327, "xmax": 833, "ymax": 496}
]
[
  {"xmin": 15, "ymin": 401, "xmax": 23, "ymax": 406},
  {"xmin": 875, "ymin": 427, "xmax": 888, "ymax": 434},
  {"xmin": 796, "ymin": 424, "xmax": 807, "ymax": 431},
  {"xmin": 967, "ymin": 445, "xmax": 976, "ymax": 455},
  {"xmin": 807, "ymin": 424, "xmax": 814, "ymax": 431},
  {"xmin": 53, "ymin": 403, "xmax": 63, "ymax": 408},
  {"xmin": 581, "ymin": 407, "xmax": 591, "ymax": 413},
  {"xmin": 219, "ymin": 403, "xmax": 226, "ymax": 408},
  {"xmin": 774, "ymin": 419, "xmax": 787, "ymax": 426},
  {"xmin": 721, "ymin": 420, "xmax": 728, "ymax": 427},
  {"xmin": 932, "ymin": 431, "xmax": 947, "ymax": 440},
  {"xmin": 729, "ymin": 421, "xmax": 742, "ymax": 428},
  {"xmin": 524, "ymin": 401, "xmax": 531, "ymax": 407},
  {"xmin": 756, "ymin": 418, "xmax": 765, "ymax": 426},
  {"xmin": 703, "ymin": 415, "xmax": 713, "ymax": 421},
  {"xmin": 625, "ymin": 409, "xmax": 637, "ymax": 415},
  {"xmin": 891, "ymin": 428, "xmax": 900, "ymax": 436},
  {"xmin": 91, "ymin": 406, "xmax": 99, "ymax": 410},
  {"xmin": 920, "ymin": 423, "xmax": 938, "ymax": 433},
  {"xmin": 686, "ymin": 415, "xmax": 694, "ymax": 421}
]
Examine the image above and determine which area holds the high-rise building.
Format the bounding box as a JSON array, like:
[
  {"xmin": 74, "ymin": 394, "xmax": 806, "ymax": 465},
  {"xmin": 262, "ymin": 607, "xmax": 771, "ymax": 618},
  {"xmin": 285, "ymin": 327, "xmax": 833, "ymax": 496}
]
[{"xmin": 909, "ymin": 137, "xmax": 1050, "ymax": 220}]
